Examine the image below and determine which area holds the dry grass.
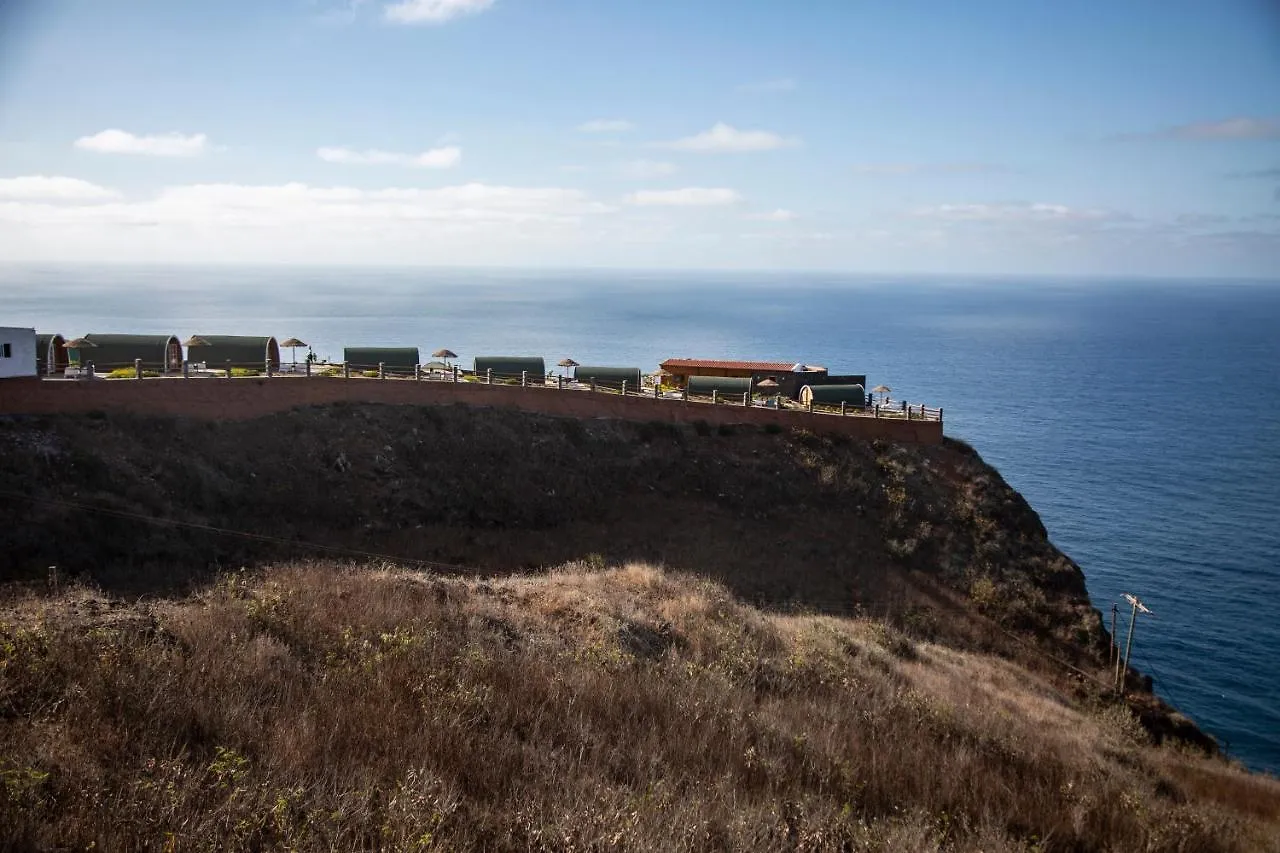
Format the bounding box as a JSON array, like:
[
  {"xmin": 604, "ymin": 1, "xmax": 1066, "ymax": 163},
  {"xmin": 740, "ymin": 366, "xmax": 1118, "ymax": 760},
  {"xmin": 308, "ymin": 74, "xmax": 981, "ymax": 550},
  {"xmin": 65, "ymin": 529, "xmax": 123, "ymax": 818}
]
[{"xmin": 2, "ymin": 561, "xmax": 1277, "ymax": 852}]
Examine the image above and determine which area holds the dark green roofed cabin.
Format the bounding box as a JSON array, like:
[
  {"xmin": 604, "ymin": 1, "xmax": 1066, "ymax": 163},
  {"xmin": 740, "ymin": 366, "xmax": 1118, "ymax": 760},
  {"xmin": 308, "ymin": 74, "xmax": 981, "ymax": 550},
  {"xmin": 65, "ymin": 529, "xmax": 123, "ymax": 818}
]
[
  {"xmin": 189, "ymin": 336, "xmax": 281, "ymax": 370},
  {"xmin": 36, "ymin": 334, "xmax": 67, "ymax": 375},
  {"xmin": 76, "ymin": 334, "xmax": 182, "ymax": 372},
  {"xmin": 343, "ymin": 347, "xmax": 420, "ymax": 375},
  {"xmin": 473, "ymin": 356, "xmax": 545, "ymax": 382},
  {"xmin": 799, "ymin": 384, "xmax": 867, "ymax": 407},
  {"xmin": 687, "ymin": 375, "xmax": 752, "ymax": 397},
  {"xmin": 573, "ymin": 366, "xmax": 642, "ymax": 390}
]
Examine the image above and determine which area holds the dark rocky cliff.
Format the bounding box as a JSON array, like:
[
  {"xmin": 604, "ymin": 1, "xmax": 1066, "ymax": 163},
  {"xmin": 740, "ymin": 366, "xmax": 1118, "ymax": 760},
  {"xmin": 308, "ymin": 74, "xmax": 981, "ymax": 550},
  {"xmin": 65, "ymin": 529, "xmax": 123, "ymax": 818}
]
[{"xmin": 2, "ymin": 403, "xmax": 1100, "ymax": 659}]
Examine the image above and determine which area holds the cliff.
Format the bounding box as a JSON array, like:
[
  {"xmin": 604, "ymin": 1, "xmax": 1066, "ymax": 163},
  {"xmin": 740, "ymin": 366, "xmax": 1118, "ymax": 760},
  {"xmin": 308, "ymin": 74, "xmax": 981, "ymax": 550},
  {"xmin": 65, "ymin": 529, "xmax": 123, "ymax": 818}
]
[
  {"xmin": 2, "ymin": 403, "xmax": 1275, "ymax": 849},
  {"xmin": 2, "ymin": 403, "xmax": 1093, "ymax": 658}
]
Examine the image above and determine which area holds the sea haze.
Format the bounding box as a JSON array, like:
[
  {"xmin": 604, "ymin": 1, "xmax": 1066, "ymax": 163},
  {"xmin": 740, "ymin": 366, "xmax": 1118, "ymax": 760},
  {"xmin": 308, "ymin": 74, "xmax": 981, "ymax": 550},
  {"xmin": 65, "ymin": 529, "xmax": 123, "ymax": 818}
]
[{"xmin": 3, "ymin": 264, "xmax": 1279, "ymax": 773}]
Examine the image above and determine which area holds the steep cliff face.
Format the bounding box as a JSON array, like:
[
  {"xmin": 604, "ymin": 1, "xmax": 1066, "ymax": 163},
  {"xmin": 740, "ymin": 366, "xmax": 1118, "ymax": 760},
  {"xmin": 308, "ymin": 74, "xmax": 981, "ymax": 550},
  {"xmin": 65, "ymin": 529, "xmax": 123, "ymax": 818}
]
[{"xmin": 2, "ymin": 403, "xmax": 1101, "ymax": 664}]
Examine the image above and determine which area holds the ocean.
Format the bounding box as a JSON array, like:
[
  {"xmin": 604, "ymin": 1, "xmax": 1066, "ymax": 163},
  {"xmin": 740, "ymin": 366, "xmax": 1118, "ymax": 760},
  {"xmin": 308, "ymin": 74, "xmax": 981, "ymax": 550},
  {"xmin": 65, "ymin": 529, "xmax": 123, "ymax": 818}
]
[{"xmin": 2, "ymin": 264, "xmax": 1279, "ymax": 774}]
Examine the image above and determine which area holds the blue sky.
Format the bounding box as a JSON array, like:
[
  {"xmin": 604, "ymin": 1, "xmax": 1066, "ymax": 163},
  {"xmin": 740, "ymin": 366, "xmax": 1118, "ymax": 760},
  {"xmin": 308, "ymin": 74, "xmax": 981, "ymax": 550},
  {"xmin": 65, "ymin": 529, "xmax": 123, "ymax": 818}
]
[{"xmin": 0, "ymin": 0, "xmax": 1278, "ymax": 275}]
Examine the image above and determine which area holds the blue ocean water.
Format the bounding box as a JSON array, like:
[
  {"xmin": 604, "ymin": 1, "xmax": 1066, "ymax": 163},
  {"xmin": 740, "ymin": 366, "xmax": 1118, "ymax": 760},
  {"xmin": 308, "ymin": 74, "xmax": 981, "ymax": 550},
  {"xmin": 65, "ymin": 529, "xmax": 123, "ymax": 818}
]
[{"xmin": 2, "ymin": 264, "xmax": 1279, "ymax": 773}]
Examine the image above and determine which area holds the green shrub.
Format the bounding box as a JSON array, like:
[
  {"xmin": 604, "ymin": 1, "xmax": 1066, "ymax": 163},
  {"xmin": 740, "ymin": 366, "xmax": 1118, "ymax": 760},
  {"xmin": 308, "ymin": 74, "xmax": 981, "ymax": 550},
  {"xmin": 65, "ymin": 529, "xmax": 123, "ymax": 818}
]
[
  {"xmin": 230, "ymin": 368, "xmax": 261, "ymax": 378},
  {"xmin": 105, "ymin": 367, "xmax": 159, "ymax": 379}
]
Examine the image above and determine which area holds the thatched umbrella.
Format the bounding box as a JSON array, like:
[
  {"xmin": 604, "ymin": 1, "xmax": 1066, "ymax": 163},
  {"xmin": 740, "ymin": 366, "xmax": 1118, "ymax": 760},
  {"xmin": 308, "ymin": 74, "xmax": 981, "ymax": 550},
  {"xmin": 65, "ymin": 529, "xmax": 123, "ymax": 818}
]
[
  {"xmin": 755, "ymin": 377, "xmax": 780, "ymax": 407},
  {"xmin": 183, "ymin": 335, "xmax": 211, "ymax": 348},
  {"xmin": 872, "ymin": 384, "xmax": 891, "ymax": 404},
  {"xmin": 432, "ymin": 348, "xmax": 457, "ymax": 366},
  {"xmin": 280, "ymin": 337, "xmax": 307, "ymax": 365},
  {"xmin": 64, "ymin": 337, "xmax": 95, "ymax": 365},
  {"xmin": 557, "ymin": 357, "xmax": 579, "ymax": 379}
]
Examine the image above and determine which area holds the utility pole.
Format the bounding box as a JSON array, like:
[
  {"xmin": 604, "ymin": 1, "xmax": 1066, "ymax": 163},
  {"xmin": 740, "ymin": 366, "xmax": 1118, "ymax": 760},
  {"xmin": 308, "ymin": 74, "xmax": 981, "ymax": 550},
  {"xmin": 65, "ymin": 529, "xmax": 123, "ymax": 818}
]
[
  {"xmin": 1109, "ymin": 603, "xmax": 1118, "ymax": 672},
  {"xmin": 1115, "ymin": 593, "xmax": 1152, "ymax": 694}
]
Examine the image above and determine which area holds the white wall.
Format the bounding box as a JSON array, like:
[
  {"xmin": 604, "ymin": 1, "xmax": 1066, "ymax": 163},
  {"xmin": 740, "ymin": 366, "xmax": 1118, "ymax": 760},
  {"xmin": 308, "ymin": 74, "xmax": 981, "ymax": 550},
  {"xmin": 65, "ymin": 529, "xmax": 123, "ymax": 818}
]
[{"xmin": 0, "ymin": 327, "xmax": 38, "ymax": 378}]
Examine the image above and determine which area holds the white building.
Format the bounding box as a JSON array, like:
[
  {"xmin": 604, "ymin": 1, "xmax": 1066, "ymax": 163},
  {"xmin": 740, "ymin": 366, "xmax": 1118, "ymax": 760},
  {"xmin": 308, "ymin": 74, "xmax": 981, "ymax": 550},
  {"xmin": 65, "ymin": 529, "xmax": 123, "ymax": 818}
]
[{"xmin": 0, "ymin": 327, "xmax": 38, "ymax": 379}]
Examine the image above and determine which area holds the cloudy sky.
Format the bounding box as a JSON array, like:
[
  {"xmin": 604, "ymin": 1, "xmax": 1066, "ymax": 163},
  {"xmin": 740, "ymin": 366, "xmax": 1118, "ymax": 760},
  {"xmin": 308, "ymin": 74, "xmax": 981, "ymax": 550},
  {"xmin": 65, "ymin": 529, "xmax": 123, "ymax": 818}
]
[{"xmin": 0, "ymin": 0, "xmax": 1278, "ymax": 276}]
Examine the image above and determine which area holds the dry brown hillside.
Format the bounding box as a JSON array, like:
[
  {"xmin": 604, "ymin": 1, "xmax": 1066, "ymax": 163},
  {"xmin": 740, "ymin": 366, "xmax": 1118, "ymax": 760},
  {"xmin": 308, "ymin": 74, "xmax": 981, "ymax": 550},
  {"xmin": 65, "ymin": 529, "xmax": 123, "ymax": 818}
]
[
  {"xmin": 3, "ymin": 404, "xmax": 1094, "ymax": 659},
  {"xmin": 2, "ymin": 563, "xmax": 1277, "ymax": 851}
]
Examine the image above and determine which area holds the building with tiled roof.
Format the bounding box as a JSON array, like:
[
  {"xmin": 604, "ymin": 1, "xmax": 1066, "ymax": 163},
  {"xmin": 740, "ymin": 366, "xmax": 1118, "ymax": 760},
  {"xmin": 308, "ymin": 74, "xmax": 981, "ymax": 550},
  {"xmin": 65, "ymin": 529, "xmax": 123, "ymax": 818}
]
[{"xmin": 658, "ymin": 357, "xmax": 828, "ymax": 389}]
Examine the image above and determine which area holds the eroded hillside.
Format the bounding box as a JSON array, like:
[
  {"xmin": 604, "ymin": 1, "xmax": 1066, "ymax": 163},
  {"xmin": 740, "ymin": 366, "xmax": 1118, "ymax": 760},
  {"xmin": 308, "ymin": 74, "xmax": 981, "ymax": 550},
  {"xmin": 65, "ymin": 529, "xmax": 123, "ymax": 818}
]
[
  {"xmin": 1, "ymin": 563, "xmax": 1276, "ymax": 851},
  {"xmin": 3, "ymin": 403, "xmax": 1097, "ymax": 662}
]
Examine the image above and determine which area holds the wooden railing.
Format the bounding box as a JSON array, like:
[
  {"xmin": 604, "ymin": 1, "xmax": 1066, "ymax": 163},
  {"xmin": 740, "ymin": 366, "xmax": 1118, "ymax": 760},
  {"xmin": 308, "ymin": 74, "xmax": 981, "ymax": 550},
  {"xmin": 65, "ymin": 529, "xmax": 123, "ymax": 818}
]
[{"xmin": 56, "ymin": 358, "xmax": 942, "ymax": 424}]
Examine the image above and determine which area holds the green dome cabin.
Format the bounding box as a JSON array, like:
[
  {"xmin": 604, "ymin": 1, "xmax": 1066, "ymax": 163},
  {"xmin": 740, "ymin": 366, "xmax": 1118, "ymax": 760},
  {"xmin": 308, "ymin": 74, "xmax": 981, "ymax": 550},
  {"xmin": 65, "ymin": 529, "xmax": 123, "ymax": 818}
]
[
  {"xmin": 686, "ymin": 375, "xmax": 753, "ymax": 397},
  {"xmin": 187, "ymin": 336, "xmax": 281, "ymax": 370},
  {"xmin": 74, "ymin": 334, "xmax": 183, "ymax": 373},
  {"xmin": 473, "ymin": 357, "xmax": 546, "ymax": 382},
  {"xmin": 798, "ymin": 384, "xmax": 867, "ymax": 407},
  {"xmin": 343, "ymin": 347, "xmax": 421, "ymax": 375},
  {"xmin": 573, "ymin": 366, "xmax": 642, "ymax": 391},
  {"xmin": 36, "ymin": 333, "xmax": 67, "ymax": 375}
]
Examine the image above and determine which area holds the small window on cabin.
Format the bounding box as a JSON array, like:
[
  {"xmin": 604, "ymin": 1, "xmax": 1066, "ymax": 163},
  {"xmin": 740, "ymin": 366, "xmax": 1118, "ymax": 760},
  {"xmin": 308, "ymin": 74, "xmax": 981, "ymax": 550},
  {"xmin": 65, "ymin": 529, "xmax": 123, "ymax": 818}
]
[{"xmin": 1, "ymin": 343, "xmax": 11, "ymax": 358}]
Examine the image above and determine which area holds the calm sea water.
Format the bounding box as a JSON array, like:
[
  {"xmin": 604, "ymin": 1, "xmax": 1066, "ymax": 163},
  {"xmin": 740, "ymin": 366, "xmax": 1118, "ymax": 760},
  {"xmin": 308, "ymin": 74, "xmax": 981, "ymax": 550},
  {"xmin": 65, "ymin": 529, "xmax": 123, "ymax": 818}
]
[{"xmin": 3, "ymin": 264, "xmax": 1279, "ymax": 774}]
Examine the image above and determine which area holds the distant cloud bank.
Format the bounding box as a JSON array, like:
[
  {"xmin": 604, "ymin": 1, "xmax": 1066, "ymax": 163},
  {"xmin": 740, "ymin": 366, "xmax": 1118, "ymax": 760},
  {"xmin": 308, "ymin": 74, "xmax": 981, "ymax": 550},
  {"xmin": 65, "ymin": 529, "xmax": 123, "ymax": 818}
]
[
  {"xmin": 661, "ymin": 123, "xmax": 800, "ymax": 153},
  {"xmin": 316, "ymin": 146, "xmax": 462, "ymax": 168},
  {"xmin": 384, "ymin": 0, "xmax": 495, "ymax": 24}
]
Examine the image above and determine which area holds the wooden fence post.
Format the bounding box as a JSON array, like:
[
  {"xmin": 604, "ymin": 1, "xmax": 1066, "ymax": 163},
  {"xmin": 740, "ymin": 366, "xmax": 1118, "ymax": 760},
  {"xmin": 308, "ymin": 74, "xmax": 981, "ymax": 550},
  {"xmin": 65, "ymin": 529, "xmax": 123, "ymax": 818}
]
[
  {"xmin": 305, "ymin": 359, "xmax": 311, "ymax": 378},
  {"xmin": 134, "ymin": 358, "xmax": 142, "ymax": 380},
  {"xmin": 590, "ymin": 378, "xmax": 597, "ymax": 393},
  {"xmin": 266, "ymin": 358, "xmax": 273, "ymax": 378},
  {"xmin": 486, "ymin": 368, "xmax": 492, "ymax": 384},
  {"xmin": 182, "ymin": 360, "xmax": 189, "ymax": 380},
  {"xmin": 653, "ymin": 386, "xmax": 659, "ymax": 399},
  {"xmin": 807, "ymin": 397, "xmax": 813, "ymax": 413},
  {"xmin": 226, "ymin": 359, "xmax": 232, "ymax": 380},
  {"xmin": 841, "ymin": 401, "xmax": 847, "ymax": 417},
  {"xmin": 743, "ymin": 391, "xmax": 749, "ymax": 407},
  {"xmin": 557, "ymin": 374, "xmax": 563, "ymax": 391},
  {"xmin": 452, "ymin": 365, "xmax": 458, "ymax": 383},
  {"xmin": 712, "ymin": 389, "xmax": 718, "ymax": 405},
  {"xmin": 343, "ymin": 362, "xmax": 350, "ymax": 379},
  {"xmin": 938, "ymin": 407, "xmax": 943, "ymax": 422},
  {"xmin": 522, "ymin": 370, "xmax": 528, "ymax": 387},
  {"xmin": 621, "ymin": 379, "xmax": 628, "ymax": 396},
  {"xmin": 415, "ymin": 363, "xmax": 421, "ymax": 381}
]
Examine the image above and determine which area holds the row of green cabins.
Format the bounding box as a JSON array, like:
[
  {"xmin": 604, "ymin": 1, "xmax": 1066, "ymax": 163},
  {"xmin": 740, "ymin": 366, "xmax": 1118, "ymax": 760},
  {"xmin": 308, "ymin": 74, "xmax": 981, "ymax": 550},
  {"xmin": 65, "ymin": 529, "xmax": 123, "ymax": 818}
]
[{"xmin": 35, "ymin": 334, "xmax": 872, "ymax": 406}]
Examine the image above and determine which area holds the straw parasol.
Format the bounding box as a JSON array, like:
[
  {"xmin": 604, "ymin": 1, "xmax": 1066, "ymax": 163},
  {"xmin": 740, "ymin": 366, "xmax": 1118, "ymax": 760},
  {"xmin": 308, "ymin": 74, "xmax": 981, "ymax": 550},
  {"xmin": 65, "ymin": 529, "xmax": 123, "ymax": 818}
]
[
  {"xmin": 755, "ymin": 378, "xmax": 779, "ymax": 390},
  {"xmin": 64, "ymin": 337, "xmax": 95, "ymax": 365},
  {"xmin": 432, "ymin": 348, "xmax": 457, "ymax": 367},
  {"xmin": 872, "ymin": 384, "xmax": 891, "ymax": 403},
  {"xmin": 280, "ymin": 337, "xmax": 307, "ymax": 365},
  {"xmin": 182, "ymin": 335, "xmax": 211, "ymax": 348},
  {"xmin": 557, "ymin": 357, "xmax": 579, "ymax": 379}
]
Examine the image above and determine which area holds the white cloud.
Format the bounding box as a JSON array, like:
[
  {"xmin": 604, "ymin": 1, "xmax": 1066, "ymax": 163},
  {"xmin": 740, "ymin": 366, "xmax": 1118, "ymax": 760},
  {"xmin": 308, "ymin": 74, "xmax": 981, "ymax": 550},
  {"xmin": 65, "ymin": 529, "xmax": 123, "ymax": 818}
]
[
  {"xmin": 384, "ymin": 0, "xmax": 494, "ymax": 24},
  {"xmin": 74, "ymin": 129, "xmax": 209, "ymax": 158},
  {"xmin": 911, "ymin": 202, "xmax": 1120, "ymax": 222},
  {"xmin": 577, "ymin": 119, "xmax": 635, "ymax": 133},
  {"xmin": 0, "ymin": 181, "xmax": 614, "ymax": 230},
  {"xmin": 662, "ymin": 122, "xmax": 800, "ymax": 153},
  {"xmin": 620, "ymin": 159, "xmax": 677, "ymax": 179},
  {"xmin": 624, "ymin": 188, "xmax": 742, "ymax": 207},
  {"xmin": 736, "ymin": 78, "xmax": 797, "ymax": 94},
  {"xmin": 747, "ymin": 208, "xmax": 798, "ymax": 222},
  {"xmin": 316, "ymin": 145, "xmax": 462, "ymax": 168},
  {"xmin": 853, "ymin": 162, "xmax": 1003, "ymax": 175},
  {"xmin": 1165, "ymin": 117, "xmax": 1280, "ymax": 140},
  {"xmin": 0, "ymin": 175, "xmax": 121, "ymax": 201}
]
